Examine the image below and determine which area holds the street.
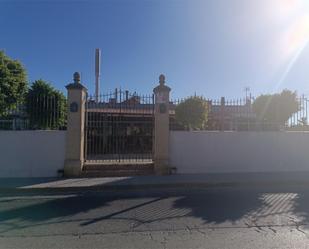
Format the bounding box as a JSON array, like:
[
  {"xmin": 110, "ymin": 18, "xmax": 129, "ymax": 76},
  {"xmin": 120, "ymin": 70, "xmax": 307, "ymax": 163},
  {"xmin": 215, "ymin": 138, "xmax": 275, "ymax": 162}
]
[{"xmin": 1, "ymin": 185, "xmax": 309, "ymax": 248}]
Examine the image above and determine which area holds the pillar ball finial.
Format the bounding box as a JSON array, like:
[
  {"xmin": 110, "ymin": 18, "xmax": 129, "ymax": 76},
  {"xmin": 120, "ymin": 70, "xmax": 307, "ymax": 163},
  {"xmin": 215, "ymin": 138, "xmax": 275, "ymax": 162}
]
[
  {"xmin": 159, "ymin": 74, "xmax": 165, "ymax": 85},
  {"xmin": 73, "ymin": 72, "xmax": 81, "ymax": 84}
]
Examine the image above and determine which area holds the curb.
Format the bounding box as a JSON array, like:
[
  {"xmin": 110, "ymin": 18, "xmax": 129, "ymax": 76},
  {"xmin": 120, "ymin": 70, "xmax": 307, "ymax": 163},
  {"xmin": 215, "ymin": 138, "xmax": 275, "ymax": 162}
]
[{"xmin": 2, "ymin": 180, "xmax": 309, "ymax": 195}]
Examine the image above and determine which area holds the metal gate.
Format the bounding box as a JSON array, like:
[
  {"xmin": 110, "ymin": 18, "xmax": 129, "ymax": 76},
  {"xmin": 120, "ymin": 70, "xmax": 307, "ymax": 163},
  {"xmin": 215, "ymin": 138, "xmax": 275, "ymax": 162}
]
[{"xmin": 84, "ymin": 90, "xmax": 154, "ymax": 163}]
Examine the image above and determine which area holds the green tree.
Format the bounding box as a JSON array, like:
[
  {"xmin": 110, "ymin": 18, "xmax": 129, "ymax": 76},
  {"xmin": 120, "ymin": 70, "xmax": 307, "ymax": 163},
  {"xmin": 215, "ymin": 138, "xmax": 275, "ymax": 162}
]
[
  {"xmin": 252, "ymin": 90, "xmax": 299, "ymax": 125},
  {"xmin": 175, "ymin": 96, "xmax": 209, "ymax": 130},
  {"xmin": 0, "ymin": 51, "xmax": 28, "ymax": 116},
  {"xmin": 26, "ymin": 80, "xmax": 67, "ymax": 129}
]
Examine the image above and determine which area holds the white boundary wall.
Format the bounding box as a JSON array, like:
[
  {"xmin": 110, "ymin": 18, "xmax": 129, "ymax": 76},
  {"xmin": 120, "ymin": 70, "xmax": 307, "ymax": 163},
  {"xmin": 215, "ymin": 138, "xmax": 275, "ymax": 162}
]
[
  {"xmin": 170, "ymin": 131, "xmax": 309, "ymax": 174},
  {"xmin": 0, "ymin": 131, "xmax": 66, "ymax": 177}
]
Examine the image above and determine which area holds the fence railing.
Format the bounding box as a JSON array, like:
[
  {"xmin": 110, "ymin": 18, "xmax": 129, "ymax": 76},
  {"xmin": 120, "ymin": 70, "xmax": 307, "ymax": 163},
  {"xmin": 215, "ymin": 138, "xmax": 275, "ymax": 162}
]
[
  {"xmin": 0, "ymin": 95, "xmax": 67, "ymax": 130},
  {"xmin": 170, "ymin": 95, "xmax": 309, "ymax": 131},
  {"xmin": 3, "ymin": 91, "xmax": 308, "ymax": 132},
  {"xmin": 87, "ymin": 89, "xmax": 154, "ymax": 107}
]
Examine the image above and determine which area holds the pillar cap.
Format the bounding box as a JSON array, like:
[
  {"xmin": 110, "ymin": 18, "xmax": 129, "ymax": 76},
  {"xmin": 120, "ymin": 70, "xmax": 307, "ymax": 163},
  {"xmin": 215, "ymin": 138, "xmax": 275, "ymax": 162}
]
[
  {"xmin": 159, "ymin": 74, "xmax": 165, "ymax": 85},
  {"xmin": 66, "ymin": 72, "xmax": 87, "ymax": 91},
  {"xmin": 73, "ymin": 72, "xmax": 81, "ymax": 84}
]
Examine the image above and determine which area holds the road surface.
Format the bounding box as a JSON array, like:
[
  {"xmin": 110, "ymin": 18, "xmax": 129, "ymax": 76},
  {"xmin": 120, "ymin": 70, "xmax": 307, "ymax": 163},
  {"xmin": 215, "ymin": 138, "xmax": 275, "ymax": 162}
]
[{"xmin": 1, "ymin": 185, "xmax": 309, "ymax": 248}]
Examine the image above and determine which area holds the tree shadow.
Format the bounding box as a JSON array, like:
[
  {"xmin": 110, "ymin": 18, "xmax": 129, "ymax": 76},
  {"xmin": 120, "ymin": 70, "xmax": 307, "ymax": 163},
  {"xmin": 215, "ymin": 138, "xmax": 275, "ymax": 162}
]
[
  {"xmin": 172, "ymin": 185, "xmax": 309, "ymax": 227},
  {"xmin": 0, "ymin": 194, "xmax": 112, "ymax": 223},
  {"xmin": 172, "ymin": 187, "xmax": 265, "ymax": 224},
  {"xmin": 0, "ymin": 193, "xmax": 113, "ymax": 234},
  {"xmin": 0, "ymin": 191, "xmax": 168, "ymax": 234}
]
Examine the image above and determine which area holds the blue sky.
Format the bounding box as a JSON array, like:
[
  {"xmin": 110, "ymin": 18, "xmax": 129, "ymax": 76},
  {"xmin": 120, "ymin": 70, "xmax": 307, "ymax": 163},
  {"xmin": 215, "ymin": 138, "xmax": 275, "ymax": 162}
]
[{"xmin": 1, "ymin": 0, "xmax": 309, "ymax": 99}]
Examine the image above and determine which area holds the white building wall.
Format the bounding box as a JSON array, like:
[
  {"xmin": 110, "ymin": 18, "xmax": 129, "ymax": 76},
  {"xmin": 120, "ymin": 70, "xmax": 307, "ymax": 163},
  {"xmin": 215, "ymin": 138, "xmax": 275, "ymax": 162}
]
[
  {"xmin": 0, "ymin": 131, "xmax": 66, "ymax": 177},
  {"xmin": 170, "ymin": 131, "xmax": 309, "ymax": 174}
]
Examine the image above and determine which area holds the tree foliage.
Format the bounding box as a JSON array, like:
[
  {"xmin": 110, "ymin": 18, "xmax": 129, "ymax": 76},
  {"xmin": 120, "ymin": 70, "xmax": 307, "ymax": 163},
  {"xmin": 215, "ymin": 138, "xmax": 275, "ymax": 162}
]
[
  {"xmin": 252, "ymin": 90, "xmax": 299, "ymax": 125},
  {"xmin": 0, "ymin": 51, "xmax": 28, "ymax": 116},
  {"xmin": 175, "ymin": 96, "xmax": 209, "ymax": 130},
  {"xmin": 25, "ymin": 80, "xmax": 67, "ymax": 129}
]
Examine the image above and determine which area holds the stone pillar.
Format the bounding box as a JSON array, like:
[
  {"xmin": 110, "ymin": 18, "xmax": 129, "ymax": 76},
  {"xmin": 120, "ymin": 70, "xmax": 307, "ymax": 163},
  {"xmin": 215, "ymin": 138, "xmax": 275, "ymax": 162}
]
[
  {"xmin": 64, "ymin": 72, "xmax": 87, "ymax": 177},
  {"xmin": 153, "ymin": 74, "xmax": 171, "ymax": 175}
]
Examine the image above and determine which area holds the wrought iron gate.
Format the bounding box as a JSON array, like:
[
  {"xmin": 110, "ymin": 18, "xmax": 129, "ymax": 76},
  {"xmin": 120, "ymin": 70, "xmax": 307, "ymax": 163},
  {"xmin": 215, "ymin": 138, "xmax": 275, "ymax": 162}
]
[{"xmin": 84, "ymin": 90, "xmax": 154, "ymax": 163}]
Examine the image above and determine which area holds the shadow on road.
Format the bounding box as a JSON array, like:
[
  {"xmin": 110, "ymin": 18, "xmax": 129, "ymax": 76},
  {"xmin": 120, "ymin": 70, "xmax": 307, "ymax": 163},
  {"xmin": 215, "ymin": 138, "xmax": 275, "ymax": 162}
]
[
  {"xmin": 173, "ymin": 188, "xmax": 265, "ymax": 224},
  {"xmin": 1, "ymin": 184, "xmax": 309, "ymax": 234}
]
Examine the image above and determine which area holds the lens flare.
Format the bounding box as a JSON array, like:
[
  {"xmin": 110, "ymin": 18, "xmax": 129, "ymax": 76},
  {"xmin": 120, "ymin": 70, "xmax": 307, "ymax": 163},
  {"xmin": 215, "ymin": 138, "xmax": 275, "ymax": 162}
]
[
  {"xmin": 275, "ymin": 0, "xmax": 302, "ymax": 20},
  {"xmin": 260, "ymin": 0, "xmax": 309, "ymax": 118},
  {"xmin": 273, "ymin": 0, "xmax": 309, "ymax": 89},
  {"xmin": 281, "ymin": 15, "xmax": 309, "ymax": 59}
]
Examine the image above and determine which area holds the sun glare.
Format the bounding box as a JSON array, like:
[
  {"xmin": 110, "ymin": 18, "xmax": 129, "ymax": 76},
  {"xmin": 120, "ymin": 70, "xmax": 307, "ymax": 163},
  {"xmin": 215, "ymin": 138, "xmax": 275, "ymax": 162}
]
[
  {"xmin": 274, "ymin": 0, "xmax": 309, "ymax": 57},
  {"xmin": 275, "ymin": 0, "xmax": 302, "ymax": 20},
  {"xmin": 272, "ymin": 0, "xmax": 309, "ymax": 87},
  {"xmin": 263, "ymin": 0, "xmax": 309, "ymax": 61},
  {"xmin": 282, "ymin": 15, "xmax": 309, "ymax": 57},
  {"xmin": 277, "ymin": 0, "xmax": 309, "ymax": 56}
]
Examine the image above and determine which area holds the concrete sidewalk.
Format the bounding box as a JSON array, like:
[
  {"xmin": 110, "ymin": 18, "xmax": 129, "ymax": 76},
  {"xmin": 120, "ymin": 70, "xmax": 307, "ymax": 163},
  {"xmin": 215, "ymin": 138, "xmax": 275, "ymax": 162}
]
[{"xmin": 1, "ymin": 172, "xmax": 309, "ymax": 192}]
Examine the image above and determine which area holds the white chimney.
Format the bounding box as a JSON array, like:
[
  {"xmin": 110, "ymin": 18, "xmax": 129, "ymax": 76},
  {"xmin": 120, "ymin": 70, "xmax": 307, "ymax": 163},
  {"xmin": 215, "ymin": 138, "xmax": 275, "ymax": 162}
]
[{"xmin": 95, "ymin": 48, "xmax": 101, "ymax": 102}]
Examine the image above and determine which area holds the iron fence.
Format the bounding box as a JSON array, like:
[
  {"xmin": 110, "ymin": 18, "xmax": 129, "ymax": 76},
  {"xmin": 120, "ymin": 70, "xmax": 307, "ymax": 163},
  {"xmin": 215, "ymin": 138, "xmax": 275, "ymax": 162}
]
[
  {"xmin": 0, "ymin": 95, "xmax": 67, "ymax": 130},
  {"xmin": 170, "ymin": 95, "xmax": 309, "ymax": 131},
  {"xmin": 84, "ymin": 90, "xmax": 154, "ymax": 162}
]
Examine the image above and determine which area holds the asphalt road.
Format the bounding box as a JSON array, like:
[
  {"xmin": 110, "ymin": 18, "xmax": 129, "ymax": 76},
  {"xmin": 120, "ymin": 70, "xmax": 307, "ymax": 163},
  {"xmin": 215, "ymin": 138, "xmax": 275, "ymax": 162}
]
[{"xmin": 1, "ymin": 185, "xmax": 309, "ymax": 248}]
